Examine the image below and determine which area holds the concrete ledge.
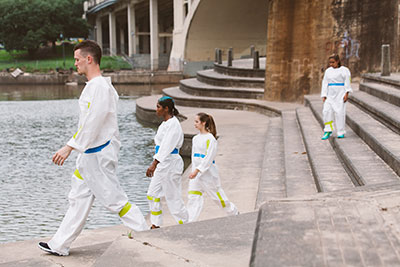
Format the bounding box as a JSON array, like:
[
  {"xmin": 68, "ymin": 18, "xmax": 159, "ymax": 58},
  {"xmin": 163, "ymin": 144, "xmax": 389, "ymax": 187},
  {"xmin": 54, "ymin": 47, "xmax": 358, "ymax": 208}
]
[
  {"xmin": 213, "ymin": 62, "xmax": 265, "ymax": 78},
  {"xmin": 350, "ymin": 91, "xmax": 400, "ymax": 134},
  {"xmin": 162, "ymin": 87, "xmax": 301, "ymax": 117},
  {"xmin": 197, "ymin": 69, "xmax": 264, "ymax": 88},
  {"xmin": 362, "ymin": 73, "xmax": 400, "ymax": 88},
  {"xmin": 180, "ymin": 78, "xmax": 264, "ymax": 99},
  {"xmin": 359, "ymin": 81, "xmax": 400, "ymax": 107}
]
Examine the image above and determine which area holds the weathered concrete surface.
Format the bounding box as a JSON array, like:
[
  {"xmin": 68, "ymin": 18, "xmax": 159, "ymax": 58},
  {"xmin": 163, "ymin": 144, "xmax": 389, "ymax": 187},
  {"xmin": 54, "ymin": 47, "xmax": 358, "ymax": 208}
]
[
  {"xmin": 94, "ymin": 212, "xmax": 258, "ymax": 267},
  {"xmin": 251, "ymin": 183, "xmax": 400, "ymax": 266},
  {"xmin": 0, "ymin": 225, "xmax": 129, "ymax": 267}
]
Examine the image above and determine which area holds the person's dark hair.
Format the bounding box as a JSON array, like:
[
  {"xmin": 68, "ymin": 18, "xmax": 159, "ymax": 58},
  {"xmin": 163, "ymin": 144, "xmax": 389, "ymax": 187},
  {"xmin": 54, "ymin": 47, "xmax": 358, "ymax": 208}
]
[
  {"xmin": 74, "ymin": 40, "xmax": 102, "ymax": 65},
  {"xmin": 328, "ymin": 54, "xmax": 341, "ymax": 67},
  {"xmin": 158, "ymin": 96, "xmax": 179, "ymax": 116},
  {"xmin": 197, "ymin": 112, "xmax": 217, "ymax": 138}
]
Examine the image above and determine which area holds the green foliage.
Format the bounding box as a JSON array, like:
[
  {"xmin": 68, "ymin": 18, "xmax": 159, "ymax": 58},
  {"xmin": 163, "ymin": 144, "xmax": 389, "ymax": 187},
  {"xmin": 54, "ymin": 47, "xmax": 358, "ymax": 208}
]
[
  {"xmin": 0, "ymin": 48, "xmax": 132, "ymax": 73},
  {"xmin": 0, "ymin": 0, "xmax": 89, "ymax": 56}
]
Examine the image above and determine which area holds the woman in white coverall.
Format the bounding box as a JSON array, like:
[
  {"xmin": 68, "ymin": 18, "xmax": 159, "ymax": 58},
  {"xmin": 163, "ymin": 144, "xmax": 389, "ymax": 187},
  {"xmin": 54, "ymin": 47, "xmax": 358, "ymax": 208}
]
[
  {"xmin": 146, "ymin": 96, "xmax": 189, "ymax": 229},
  {"xmin": 38, "ymin": 41, "xmax": 148, "ymax": 257},
  {"xmin": 187, "ymin": 113, "xmax": 238, "ymax": 222},
  {"xmin": 321, "ymin": 54, "xmax": 352, "ymax": 140}
]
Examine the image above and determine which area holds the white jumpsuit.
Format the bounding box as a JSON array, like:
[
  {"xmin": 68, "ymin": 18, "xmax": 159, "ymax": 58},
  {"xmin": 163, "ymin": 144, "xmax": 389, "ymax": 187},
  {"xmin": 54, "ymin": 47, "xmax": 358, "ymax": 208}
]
[
  {"xmin": 147, "ymin": 116, "xmax": 188, "ymax": 226},
  {"xmin": 187, "ymin": 133, "xmax": 238, "ymax": 222},
  {"xmin": 48, "ymin": 76, "xmax": 148, "ymax": 256},
  {"xmin": 321, "ymin": 66, "xmax": 352, "ymax": 136}
]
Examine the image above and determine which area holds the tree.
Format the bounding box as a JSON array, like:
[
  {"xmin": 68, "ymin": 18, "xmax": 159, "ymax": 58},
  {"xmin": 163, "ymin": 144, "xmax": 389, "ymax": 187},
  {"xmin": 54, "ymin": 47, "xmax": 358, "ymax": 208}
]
[{"xmin": 0, "ymin": 0, "xmax": 89, "ymax": 56}]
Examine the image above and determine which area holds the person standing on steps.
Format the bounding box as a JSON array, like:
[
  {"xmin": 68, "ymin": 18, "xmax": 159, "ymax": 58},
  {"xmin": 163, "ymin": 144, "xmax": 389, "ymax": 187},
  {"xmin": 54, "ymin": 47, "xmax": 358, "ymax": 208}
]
[
  {"xmin": 146, "ymin": 96, "xmax": 189, "ymax": 229},
  {"xmin": 187, "ymin": 112, "xmax": 238, "ymax": 222},
  {"xmin": 321, "ymin": 54, "xmax": 352, "ymax": 140},
  {"xmin": 38, "ymin": 40, "xmax": 148, "ymax": 257}
]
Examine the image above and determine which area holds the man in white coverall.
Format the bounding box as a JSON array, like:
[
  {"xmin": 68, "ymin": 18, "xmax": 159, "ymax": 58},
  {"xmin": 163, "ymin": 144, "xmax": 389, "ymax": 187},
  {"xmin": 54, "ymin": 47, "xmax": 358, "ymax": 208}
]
[{"xmin": 38, "ymin": 40, "xmax": 148, "ymax": 256}]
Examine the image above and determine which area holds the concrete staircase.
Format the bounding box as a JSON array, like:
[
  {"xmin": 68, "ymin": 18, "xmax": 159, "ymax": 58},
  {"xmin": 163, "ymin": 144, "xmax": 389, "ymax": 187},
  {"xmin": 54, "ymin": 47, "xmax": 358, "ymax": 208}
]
[{"xmin": 134, "ymin": 60, "xmax": 400, "ymax": 266}]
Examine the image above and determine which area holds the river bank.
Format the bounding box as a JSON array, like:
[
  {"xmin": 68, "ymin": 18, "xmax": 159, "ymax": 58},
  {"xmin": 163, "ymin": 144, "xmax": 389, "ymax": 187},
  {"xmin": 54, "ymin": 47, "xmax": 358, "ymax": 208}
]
[{"xmin": 0, "ymin": 70, "xmax": 184, "ymax": 85}]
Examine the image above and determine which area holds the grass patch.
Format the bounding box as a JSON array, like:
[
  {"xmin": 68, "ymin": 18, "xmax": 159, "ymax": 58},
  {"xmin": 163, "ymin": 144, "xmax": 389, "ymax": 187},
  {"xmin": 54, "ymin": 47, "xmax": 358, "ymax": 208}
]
[{"xmin": 0, "ymin": 47, "xmax": 132, "ymax": 73}]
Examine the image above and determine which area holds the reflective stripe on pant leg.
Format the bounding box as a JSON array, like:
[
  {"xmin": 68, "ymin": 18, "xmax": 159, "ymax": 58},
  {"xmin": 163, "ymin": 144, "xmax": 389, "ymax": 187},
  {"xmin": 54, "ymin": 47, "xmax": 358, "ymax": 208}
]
[
  {"xmin": 216, "ymin": 191, "xmax": 226, "ymax": 208},
  {"xmin": 148, "ymin": 195, "xmax": 163, "ymax": 221},
  {"xmin": 324, "ymin": 121, "xmax": 333, "ymax": 132},
  {"xmin": 188, "ymin": 190, "xmax": 203, "ymax": 196},
  {"xmin": 119, "ymin": 202, "xmax": 132, "ymax": 217},
  {"xmin": 74, "ymin": 169, "xmax": 83, "ymax": 180}
]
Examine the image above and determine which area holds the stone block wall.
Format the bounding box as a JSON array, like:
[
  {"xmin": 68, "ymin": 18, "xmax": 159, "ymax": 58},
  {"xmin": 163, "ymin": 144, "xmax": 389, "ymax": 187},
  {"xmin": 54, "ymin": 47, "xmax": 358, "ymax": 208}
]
[{"xmin": 265, "ymin": 0, "xmax": 399, "ymax": 102}]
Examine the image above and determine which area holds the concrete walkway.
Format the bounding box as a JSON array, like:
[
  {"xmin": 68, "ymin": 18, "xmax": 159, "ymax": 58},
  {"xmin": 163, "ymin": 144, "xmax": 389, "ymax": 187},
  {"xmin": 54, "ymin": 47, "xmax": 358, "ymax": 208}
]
[{"xmin": 0, "ymin": 95, "xmax": 284, "ymax": 266}]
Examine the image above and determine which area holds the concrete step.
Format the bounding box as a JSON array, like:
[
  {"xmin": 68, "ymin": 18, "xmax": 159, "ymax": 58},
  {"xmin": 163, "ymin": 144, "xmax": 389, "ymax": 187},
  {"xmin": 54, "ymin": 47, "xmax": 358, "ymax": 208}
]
[
  {"xmin": 162, "ymin": 86, "xmax": 300, "ymax": 117},
  {"xmin": 180, "ymin": 78, "xmax": 264, "ymax": 99},
  {"xmin": 93, "ymin": 212, "xmax": 258, "ymax": 267},
  {"xmin": 197, "ymin": 69, "xmax": 264, "ymax": 88},
  {"xmin": 362, "ymin": 73, "xmax": 400, "ymax": 89},
  {"xmin": 359, "ymin": 81, "xmax": 400, "ymax": 107},
  {"xmin": 306, "ymin": 97, "xmax": 400, "ymax": 186},
  {"xmin": 346, "ymin": 102, "xmax": 400, "ymax": 177},
  {"xmin": 256, "ymin": 117, "xmax": 286, "ymax": 208},
  {"xmin": 282, "ymin": 111, "xmax": 317, "ymax": 197},
  {"xmin": 296, "ymin": 107, "xmax": 355, "ymax": 192},
  {"xmin": 213, "ymin": 58, "xmax": 265, "ymax": 78},
  {"xmin": 251, "ymin": 186, "xmax": 400, "ymax": 266},
  {"xmin": 350, "ymin": 90, "xmax": 400, "ymax": 134}
]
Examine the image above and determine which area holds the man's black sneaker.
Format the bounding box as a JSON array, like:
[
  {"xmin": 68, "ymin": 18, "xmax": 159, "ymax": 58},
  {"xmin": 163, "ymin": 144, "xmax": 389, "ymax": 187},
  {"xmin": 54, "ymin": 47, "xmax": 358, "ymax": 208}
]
[{"xmin": 38, "ymin": 242, "xmax": 62, "ymax": 256}]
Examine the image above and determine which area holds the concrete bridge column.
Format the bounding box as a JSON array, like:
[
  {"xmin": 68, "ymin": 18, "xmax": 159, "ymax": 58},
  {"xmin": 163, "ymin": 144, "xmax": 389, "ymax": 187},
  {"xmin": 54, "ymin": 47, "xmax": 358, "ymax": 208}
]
[
  {"xmin": 168, "ymin": 0, "xmax": 185, "ymax": 71},
  {"xmin": 109, "ymin": 12, "xmax": 117, "ymax": 55},
  {"xmin": 95, "ymin": 17, "xmax": 102, "ymax": 49},
  {"xmin": 127, "ymin": 3, "xmax": 137, "ymax": 56},
  {"xmin": 150, "ymin": 0, "xmax": 159, "ymax": 70}
]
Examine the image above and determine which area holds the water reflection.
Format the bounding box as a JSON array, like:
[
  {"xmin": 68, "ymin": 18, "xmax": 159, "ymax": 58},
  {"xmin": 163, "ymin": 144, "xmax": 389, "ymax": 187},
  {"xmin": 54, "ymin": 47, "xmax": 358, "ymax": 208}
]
[{"xmin": 0, "ymin": 83, "xmax": 174, "ymax": 243}]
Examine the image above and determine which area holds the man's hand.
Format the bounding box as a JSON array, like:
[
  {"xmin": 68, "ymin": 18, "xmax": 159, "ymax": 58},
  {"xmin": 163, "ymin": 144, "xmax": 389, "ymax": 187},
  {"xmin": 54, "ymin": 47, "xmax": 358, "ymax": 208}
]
[
  {"xmin": 322, "ymin": 97, "xmax": 327, "ymax": 103},
  {"xmin": 52, "ymin": 145, "xmax": 73, "ymax": 166},
  {"xmin": 146, "ymin": 160, "xmax": 159, "ymax": 177}
]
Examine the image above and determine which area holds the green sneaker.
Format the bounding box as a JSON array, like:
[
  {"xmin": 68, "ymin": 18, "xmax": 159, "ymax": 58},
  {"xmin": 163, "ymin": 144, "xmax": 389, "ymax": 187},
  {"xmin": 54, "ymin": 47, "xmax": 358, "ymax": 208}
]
[
  {"xmin": 321, "ymin": 132, "xmax": 332, "ymax": 140},
  {"xmin": 337, "ymin": 134, "xmax": 345, "ymax": 139}
]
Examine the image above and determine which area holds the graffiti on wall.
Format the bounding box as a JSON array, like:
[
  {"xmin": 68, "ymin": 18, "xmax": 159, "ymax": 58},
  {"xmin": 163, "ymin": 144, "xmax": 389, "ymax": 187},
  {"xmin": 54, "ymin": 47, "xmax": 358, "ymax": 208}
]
[{"xmin": 325, "ymin": 31, "xmax": 360, "ymax": 59}]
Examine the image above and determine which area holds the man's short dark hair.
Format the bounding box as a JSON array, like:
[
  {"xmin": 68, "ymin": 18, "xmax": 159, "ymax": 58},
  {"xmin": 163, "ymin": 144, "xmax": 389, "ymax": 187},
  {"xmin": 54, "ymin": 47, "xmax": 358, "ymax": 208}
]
[{"xmin": 74, "ymin": 40, "xmax": 102, "ymax": 65}]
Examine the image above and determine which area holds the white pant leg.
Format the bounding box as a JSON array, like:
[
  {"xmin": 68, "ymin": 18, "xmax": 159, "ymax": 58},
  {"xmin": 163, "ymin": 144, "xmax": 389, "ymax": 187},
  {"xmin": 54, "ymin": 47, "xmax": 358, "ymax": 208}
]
[
  {"xmin": 147, "ymin": 173, "xmax": 164, "ymax": 227},
  {"xmin": 187, "ymin": 178, "xmax": 204, "ymax": 222},
  {"xmin": 335, "ymin": 102, "xmax": 347, "ymax": 136},
  {"xmin": 48, "ymin": 172, "xmax": 94, "ymax": 256},
  {"xmin": 160, "ymin": 158, "xmax": 188, "ymax": 224},
  {"xmin": 323, "ymin": 101, "xmax": 334, "ymax": 132},
  {"xmin": 201, "ymin": 173, "xmax": 238, "ymax": 216},
  {"xmin": 80, "ymin": 142, "xmax": 148, "ymax": 232}
]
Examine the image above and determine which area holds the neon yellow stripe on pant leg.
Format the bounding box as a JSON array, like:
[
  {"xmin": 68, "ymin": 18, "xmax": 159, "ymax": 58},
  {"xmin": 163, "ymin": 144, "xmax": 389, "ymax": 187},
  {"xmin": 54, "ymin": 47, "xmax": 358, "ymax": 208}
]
[
  {"xmin": 216, "ymin": 192, "xmax": 226, "ymax": 208},
  {"xmin": 188, "ymin": 191, "xmax": 203, "ymax": 196},
  {"xmin": 74, "ymin": 169, "xmax": 83, "ymax": 180},
  {"xmin": 151, "ymin": 210, "xmax": 162, "ymax": 216},
  {"xmin": 119, "ymin": 202, "xmax": 132, "ymax": 217},
  {"xmin": 147, "ymin": 196, "xmax": 160, "ymax": 202},
  {"xmin": 324, "ymin": 121, "xmax": 333, "ymax": 131}
]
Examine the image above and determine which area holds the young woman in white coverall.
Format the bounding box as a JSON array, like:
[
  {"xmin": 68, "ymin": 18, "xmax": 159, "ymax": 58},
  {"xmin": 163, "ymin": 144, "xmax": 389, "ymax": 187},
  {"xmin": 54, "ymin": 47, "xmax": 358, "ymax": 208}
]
[
  {"xmin": 38, "ymin": 41, "xmax": 148, "ymax": 257},
  {"xmin": 187, "ymin": 113, "xmax": 238, "ymax": 222},
  {"xmin": 321, "ymin": 54, "xmax": 352, "ymax": 140},
  {"xmin": 146, "ymin": 96, "xmax": 188, "ymax": 229}
]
